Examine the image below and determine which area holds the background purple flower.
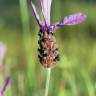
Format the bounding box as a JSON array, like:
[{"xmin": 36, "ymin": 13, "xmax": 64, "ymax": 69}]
[
  {"xmin": 0, "ymin": 77, "xmax": 10, "ymax": 96},
  {"xmin": 0, "ymin": 42, "xmax": 7, "ymax": 64}
]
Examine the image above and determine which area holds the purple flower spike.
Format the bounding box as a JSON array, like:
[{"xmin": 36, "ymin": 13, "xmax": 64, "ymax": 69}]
[
  {"xmin": 30, "ymin": 0, "xmax": 87, "ymax": 68},
  {"xmin": 0, "ymin": 77, "xmax": 11, "ymax": 96},
  {"xmin": 50, "ymin": 12, "xmax": 87, "ymax": 31}
]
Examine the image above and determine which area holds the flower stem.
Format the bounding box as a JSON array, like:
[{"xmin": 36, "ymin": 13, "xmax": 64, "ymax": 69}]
[{"xmin": 44, "ymin": 68, "xmax": 51, "ymax": 96}]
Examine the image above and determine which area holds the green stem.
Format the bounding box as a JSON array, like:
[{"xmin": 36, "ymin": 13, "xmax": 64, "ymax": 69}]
[
  {"xmin": 19, "ymin": 0, "xmax": 30, "ymax": 95},
  {"xmin": 44, "ymin": 68, "xmax": 51, "ymax": 96}
]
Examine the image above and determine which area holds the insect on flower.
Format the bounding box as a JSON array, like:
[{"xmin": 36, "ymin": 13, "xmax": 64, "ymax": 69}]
[
  {"xmin": 30, "ymin": 0, "xmax": 86, "ymax": 68},
  {"xmin": 0, "ymin": 77, "xmax": 10, "ymax": 96}
]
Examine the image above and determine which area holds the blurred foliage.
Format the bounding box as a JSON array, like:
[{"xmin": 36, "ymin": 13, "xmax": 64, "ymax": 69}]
[{"xmin": 0, "ymin": 0, "xmax": 96, "ymax": 96}]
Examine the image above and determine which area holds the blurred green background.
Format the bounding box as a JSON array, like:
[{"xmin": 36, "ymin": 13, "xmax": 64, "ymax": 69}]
[{"xmin": 0, "ymin": 0, "xmax": 96, "ymax": 96}]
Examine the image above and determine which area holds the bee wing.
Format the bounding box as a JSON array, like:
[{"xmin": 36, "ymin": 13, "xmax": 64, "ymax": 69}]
[
  {"xmin": 50, "ymin": 13, "xmax": 87, "ymax": 31},
  {"xmin": 39, "ymin": 0, "xmax": 52, "ymax": 25},
  {"xmin": 30, "ymin": 1, "xmax": 41, "ymax": 27}
]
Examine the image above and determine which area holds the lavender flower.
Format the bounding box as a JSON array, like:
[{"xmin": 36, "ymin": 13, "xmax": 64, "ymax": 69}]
[
  {"xmin": 0, "ymin": 43, "xmax": 10, "ymax": 96},
  {"xmin": 30, "ymin": 0, "xmax": 86, "ymax": 68},
  {"xmin": 0, "ymin": 77, "xmax": 10, "ymax": 96},
  {"xmin": 0, "ymin": 43, "xmax": 7, "ymax": 64}
]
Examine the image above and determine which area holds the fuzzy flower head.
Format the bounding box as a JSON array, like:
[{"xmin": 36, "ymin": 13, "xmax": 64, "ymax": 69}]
[{"xmin": 0, "ymin": 43, "xmax": 7, "ymax": 64}]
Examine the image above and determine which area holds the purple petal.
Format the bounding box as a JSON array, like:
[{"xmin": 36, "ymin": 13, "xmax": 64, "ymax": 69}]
[
  {"xmin": 60, "ymin": 13, "xmax": 87, "ymax": 25},
  {"xmin": 0, "ymin": 93, "xmax": 3, "ymax": 96},
  {"xmin": 50, "ymin": 12, "xmax": 87, "ymax": 31},
  {"xmin": 49, "ymin": 22, "xmax": 60, "ymax": 31},
  {"xmin": 39, "ymin": 0, "xmax": 52, "ymax": 25},
  {"xmin": 1, "ymin": 77, "xmax": 11, "ymax": 95},
  {"xmin": 43, "ymin": 0, "xmax": 52, "ymax": 25},
  {"xmin": 30, "ymin": 1, "xmax": 41, "ymax": 27},
  {"xmin": 38, "ymin": 0, "xmax": 46, "ymax": 25}
]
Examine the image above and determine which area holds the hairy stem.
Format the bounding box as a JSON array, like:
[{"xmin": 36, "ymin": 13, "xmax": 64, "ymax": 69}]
[{"xmin": 44, "ymin": 68, "xmax": 51, "ymax": 96}]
